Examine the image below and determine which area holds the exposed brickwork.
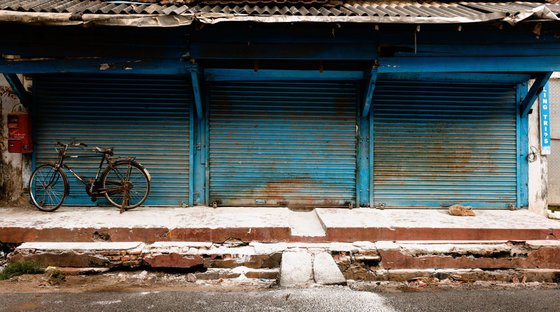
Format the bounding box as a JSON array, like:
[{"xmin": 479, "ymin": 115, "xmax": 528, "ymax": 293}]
[
  {"xmin": 8, "ymin": 248, "xmax": 143, "ymax": 268},
  {"xmin": 245, "ymin": 270, "xmax": 279, "ymax": 279},
  {"xmin": 329, "ymin": 241, "xmax": 560, "ymax": 282},
  {"xmin": 377, "ymin": 243, "xmax": 560, "ymax": 270},
  {"xmin": 144, "ymin": 254, "xmax": 204, "ymax": 269},
  {"xmin": 6, "ymin": 240, "xmax": 560, "ymax": 283}
]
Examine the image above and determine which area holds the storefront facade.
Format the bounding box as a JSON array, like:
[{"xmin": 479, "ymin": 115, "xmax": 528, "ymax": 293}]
[{"xmin": 1, "ymin": 1, "xmax": 559, "ymax": 210}]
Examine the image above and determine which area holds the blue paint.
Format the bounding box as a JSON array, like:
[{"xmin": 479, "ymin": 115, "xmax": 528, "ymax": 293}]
[
  {"xmin": 0, "ymin": 58, "xmax": 188, "ymax": 75},
  {"xmin": 204, "ymin": 92, "xmax": 210, "ymax": 206},
  {"xmin": 362, "ymin": 67, "xmax": 378, "ymax": 117},
  {"xmin": 357, "ymin": 91, "xmax": 370, "ymax": 207},
  {"xmin": 540, "ymin": 83, "xmax": 552, "ymax": 155},
  {"xmin": 189, "ymin": 98, "xmax": 195, "ymax": 206},
  {"xmin": 192, "ymin": 95, "xmax": 208, "ymax": 206},
  {"xmin": 372, "ymin": 80, "xmax": 518, "ymax": 209},
  {"xmin": 189, "ymin": 65, "xmax": 204, "ymax": 120},
  {"xmin": 369, "ymin": 108, "xmax": 374, "ymax": 208},
  {"xmin": 517, "ymin": 83, "xmax": 529, "ymax": 208},
  {"xmin": 380, "ymin": 73, "xmax": 531, "ymax": 84},
  {"xmin": 204, "ymin": 69, "xmax": 364, "ymax": 81},
  {"xmin": 32, "ymin": 75, "xmax": 192, "ymax": 206},
  {"xmin": 520, "ymin": 72, "xmax": 553, "ymax": 116},
  {"xmin": 206, "ymin": 81, "xmax": 358, "ymax": 207},
  {"xmin": 190, "ymin": 43, "xmax": 377, "ymax": 60},
  {"xmin": 378, "ymin": 57, "xmax": 560, "ymax": 73},
  {"xmin": 30, "ymin": 84, "xmax": 38, "ymax": 173}
]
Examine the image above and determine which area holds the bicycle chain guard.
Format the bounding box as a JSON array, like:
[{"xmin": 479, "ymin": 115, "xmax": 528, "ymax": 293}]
[{"xmin": 85, "ymin": 178, "xmax": 102, "ymax": 201}]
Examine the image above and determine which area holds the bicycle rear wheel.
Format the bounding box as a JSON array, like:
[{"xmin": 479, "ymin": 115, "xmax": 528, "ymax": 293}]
[
  {"xmin": 29, "ymin": 164, "xmax": 68, "ymax": 212},
  {"xmin": 101, "ymin": 160, "xmax": 150, "ymax": 210}
]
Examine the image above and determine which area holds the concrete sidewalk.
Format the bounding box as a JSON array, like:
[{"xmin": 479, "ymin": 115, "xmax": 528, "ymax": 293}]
[{"xmin": 0, "ymin": 206, "xmax": 559, "ymax": 243}]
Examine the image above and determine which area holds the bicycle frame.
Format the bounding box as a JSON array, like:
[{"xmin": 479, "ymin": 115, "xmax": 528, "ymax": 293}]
[{"xmin": 55, "ymin": 149, "xmax": 110, "ymax": 186}]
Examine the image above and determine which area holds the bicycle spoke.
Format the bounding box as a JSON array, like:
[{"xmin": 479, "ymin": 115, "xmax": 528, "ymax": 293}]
[
  {"xmin": 103, "ymin": 162, "xmax": 149, "ymax": 210},
  {"xmin": 30, "ymin": 165, "xmax": 66, "ymax": 211},
  {"xmin": 45, "ymin": 188, "xmax": 54, "ymax": 205}
]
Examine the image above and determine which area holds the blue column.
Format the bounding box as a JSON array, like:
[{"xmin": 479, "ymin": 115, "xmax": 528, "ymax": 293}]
[{"xmin": 517, "ymin": 82, "xmax": 529, "ymax": 209}]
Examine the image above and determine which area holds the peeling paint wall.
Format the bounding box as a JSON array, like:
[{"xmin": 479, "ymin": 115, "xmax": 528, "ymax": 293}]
[
  {"xmin": 0, "ymin": 76, "xmax": 28, "ymax": 205},
  {"xmin": 528, "ymin": 82, "xmax": 548, "ymax": 215}
]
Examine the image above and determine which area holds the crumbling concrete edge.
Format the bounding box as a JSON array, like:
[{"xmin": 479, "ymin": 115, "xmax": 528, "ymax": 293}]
[{"xmin": 6, "ymin": 240, "xmax": 560, "ymax": 283}]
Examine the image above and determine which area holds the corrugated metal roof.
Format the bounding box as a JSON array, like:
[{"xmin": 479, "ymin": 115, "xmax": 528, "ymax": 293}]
[{"xmin": 0, "ymin": 1, "xmax": 557, "ymax": 26}]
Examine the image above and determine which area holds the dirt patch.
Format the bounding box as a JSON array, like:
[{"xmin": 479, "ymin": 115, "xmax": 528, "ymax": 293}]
[{"xmin": 349, "ymin": 279, "xmax": 560, "ymax": 293}]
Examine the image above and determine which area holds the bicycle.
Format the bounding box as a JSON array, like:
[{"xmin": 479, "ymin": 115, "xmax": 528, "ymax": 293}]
[{"xmin": 29, "ymin": 141, "xmax": 151, "ymax": 213}]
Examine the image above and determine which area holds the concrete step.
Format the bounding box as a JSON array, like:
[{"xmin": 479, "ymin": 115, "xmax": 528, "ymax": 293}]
[
  {"xmin": 288, "ymin": 210, "xmax": 326, "ymax": 241},
  {"xmin": 2, "ymin": 207, "xmax": 560, "ymax": 244}
]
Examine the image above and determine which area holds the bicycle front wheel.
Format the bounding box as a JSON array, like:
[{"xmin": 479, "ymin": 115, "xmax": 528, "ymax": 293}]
[
  {"xmin": 29, "ymin": 164, "xmax": 68, "ymax": 212},
  {"xmin": 101, "ymin": 160, "xmax": 151, "ymax": 210}
]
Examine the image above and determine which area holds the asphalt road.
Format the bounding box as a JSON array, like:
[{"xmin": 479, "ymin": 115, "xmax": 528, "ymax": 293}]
[{"xmin": 1, "ymin": 287, "xmax": 559, "ymax": 312}]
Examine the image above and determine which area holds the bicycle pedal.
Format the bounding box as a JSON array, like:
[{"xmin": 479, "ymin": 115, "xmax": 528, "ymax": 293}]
[{"xmin": 90, "ymin": 197, "xmax": 97, "ymax": 202}]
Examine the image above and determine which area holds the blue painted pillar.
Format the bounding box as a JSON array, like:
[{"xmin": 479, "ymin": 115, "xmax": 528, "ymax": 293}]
[
  {"xmin": 188, "ymin": 65, "xmax": 208, "ymax": 206},
  {"xmin": 516, "ymin": 82, "xmax": 529, "ymax": 209},
  {"xmin": 357, "ymin": 116, "xmax": 371, "ymax": 207},
  {"xmin": 357, "ymin": 84, "xmax": 373, "ymax": 207}
]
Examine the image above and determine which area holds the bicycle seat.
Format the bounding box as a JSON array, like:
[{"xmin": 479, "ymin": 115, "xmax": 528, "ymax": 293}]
[{"xmin": 94, "ymin": 146, "xmax": 113, "ymax": 154}]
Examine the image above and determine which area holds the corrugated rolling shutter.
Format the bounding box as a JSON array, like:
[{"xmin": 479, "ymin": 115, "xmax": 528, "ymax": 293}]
[
  {"xmin": 33, "ymin": 75, "xmax": 192, "ymax": 206},
  {"xmin": 373, "ymin": 81, "xmax": 517, "ymax": 209},
  {"xmin": 208, "ymin": 81, "xmax": 358, "ymax": 208}
]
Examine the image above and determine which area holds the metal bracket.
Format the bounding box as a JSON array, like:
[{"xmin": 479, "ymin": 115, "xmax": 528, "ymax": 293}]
[
  {"xmin": 362, "ymin": 66, "xmax": 378, "ymax": 117},
  {"xmin": 519, "ymin": 72, "xmax": 552, "ymax": 117},
  {"xmin": 3, "ymin": 74, "xmax": 31, "ymax": 105},
  {"xmin": 188, "ymin": 64, "xmax": 204, "ymax": 120}
]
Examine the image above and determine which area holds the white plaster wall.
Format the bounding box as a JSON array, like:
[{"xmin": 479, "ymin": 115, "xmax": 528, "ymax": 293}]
[{"xmin": 528, "ymin": 86, "xmax": 548, "ymax": 215}]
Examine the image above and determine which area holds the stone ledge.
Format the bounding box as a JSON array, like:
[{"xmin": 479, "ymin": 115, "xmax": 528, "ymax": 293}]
[
  {"xmin": 325, "ymin": 228, "xmax": 559, "ymax": 242},
  {"xmin": 347, "ymin": 268, "xmax": 560, "ymax": 283},
  {"xmin": 0, "ymin": 227, "xmax": 293, "ymax": 244}
]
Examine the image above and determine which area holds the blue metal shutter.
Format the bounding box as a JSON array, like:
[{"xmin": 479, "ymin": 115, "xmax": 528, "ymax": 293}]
[
  {"xmin": 33, "ymin": 75, "xmax": 192, "ymax": 206},
  {"xmin": 372, "ymin": 81, "xmax": 517, "ymax": 209},
  {"xmin": 208, "ymin": 81, "xmax": 358, "ymax": 207}
]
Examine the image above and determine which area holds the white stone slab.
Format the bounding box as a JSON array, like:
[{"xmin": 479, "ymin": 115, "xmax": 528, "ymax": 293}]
[
  {"xmin": 280, "ymin": 251, "xmax": 313, "ymax": 287},
  {"xmin": 312, "ymin": 252, "xmax": 346, "ymax": 285}
]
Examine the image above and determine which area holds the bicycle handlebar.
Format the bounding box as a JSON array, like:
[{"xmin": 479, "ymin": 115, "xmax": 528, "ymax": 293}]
[{"xmin": 56, "ymin": 141, "xmax": 88, "ymax": 148}]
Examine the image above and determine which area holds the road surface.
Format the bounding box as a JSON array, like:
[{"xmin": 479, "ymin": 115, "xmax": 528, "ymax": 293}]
[{"xmin": 1, "ymin": 287, "xmax": 559, "ymax": 312}]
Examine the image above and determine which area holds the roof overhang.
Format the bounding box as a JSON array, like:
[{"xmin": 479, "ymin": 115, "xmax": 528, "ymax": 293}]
[{"xmin": 0, "ymin": 1, "xmax": 558, "ymax": 27}]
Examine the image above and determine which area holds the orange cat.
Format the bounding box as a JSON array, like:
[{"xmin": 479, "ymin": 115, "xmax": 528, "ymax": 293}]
[{"xmin": 448, "ymin": 204, "xmax": 476, "ymax": 216}]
